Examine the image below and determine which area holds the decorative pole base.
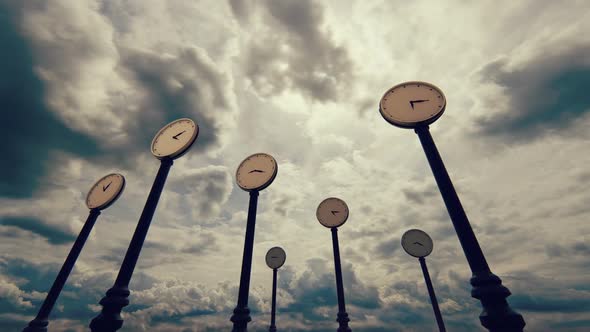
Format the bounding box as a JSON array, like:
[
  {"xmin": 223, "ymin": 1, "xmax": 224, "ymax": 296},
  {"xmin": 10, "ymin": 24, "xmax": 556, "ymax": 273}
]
[
  {"xmin": 230, "ymin": 306, "xmax": 251, "ymax": 332},
  {"xmin": 268, "ymin": 325, "xmax": 277, "ymax": 332},
  {"xmin": 471, "ymin": 273, "xmax": 525, "ymax": 332},
  {"xmin": 89, "ymin": 286, "xmax": 130, "ymax": 332},
  {"xmin": 336, "ymin": 312, "xmax": 352, "ymax": 332},
  {"xmin": 22, "ymin": 319, "xmax": 48, "ymax": 332}
]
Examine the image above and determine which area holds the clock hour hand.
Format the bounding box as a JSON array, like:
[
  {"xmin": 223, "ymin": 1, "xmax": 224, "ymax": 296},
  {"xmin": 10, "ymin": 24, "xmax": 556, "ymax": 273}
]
[
  {"xmin": 102, "ymin": 182, "xmax": 112, "ymax": 191},
  {"xmin": 172, "ymin": 130, "xmax": 186, "ymax": 140},
  {"xmin": 413, "ymin": 241, "xmax": 424, "ymax": 246},
  {"xmin": 331, "ymin": 210, "xmax": 339, "ymax": 215},
  {"xmin": 249, "ymin": 169, "xmax": 264, "ymax": 173},
  {"xmin": 409, "ymin": 99, "xmax": 429, "ymax": 109}
]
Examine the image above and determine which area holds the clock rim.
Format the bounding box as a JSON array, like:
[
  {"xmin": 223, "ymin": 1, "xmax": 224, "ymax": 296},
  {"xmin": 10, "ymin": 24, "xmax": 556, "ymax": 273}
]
[
  {"xmin": 265, "ymin": 246, "xmax": 286, "ymax": 269},
  {"xmin": 85, "ymin": 173, "xmax": 126, "ymax": 210},
  {"xmin": 401, "ymin": 228, "xmax": 434, "ymax": 258},
  {"xmin": 150, "ymin": 118, "xmax": 199, "ymax": 160},
  {"xmin": 378, "ymin": 81, "xmax": 447, "ymax": 129},
  {"xmin": 316, "ymin": 197, "xmax": 349, "ymax": 229},
  {"xmin": 235, "ymin": 152, "xmax": 278, "ymax": 192}
]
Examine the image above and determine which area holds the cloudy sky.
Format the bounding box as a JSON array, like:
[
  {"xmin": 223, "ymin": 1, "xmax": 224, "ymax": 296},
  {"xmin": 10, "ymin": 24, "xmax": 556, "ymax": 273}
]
[{"xmin": 1, "ymin": 0, "xmax": 589, "ymax": 331}]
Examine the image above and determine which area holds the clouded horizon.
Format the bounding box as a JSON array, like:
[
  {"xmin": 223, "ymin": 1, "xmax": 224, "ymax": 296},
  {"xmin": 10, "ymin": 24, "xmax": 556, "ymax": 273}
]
[{"xmin": 1, "ymin": 1, "xmax": 589, "ymax": 331}]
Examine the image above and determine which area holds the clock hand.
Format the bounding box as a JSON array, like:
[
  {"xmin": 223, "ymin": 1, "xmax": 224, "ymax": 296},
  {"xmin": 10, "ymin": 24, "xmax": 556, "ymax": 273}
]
[
  {"xmin": 172, "ymin": 130, "xmax": 187, "ymax": 140},
  {"xmin": 248, "ymin": 169, "xmax": 264, "ymax": 173},
  {"xmin": 102, "ymin": 182, "xmax": 112, "ymax": 191},
  {"xmin": 331, "ymin": 210, "xmax": 339, "ymax": 215},
  {"xmin": 409, "ymin": 99, "xmax": 430, "ymax": 109},
  {"xmin": 413, "ymin": 241, "xmax": 424, "ymax": 246},
  {"xmin": 271, "ymin": 256, "xmax": 278, "ymax": 258}
]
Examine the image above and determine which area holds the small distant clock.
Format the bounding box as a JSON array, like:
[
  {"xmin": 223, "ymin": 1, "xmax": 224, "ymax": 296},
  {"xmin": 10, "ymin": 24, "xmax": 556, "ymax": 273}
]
[
  {"xmin": 151, "ymin": 118, "xmax": 199, "ymax": 159},
  {"xmin": 265, "ymin": 247, "xmax": 286, "ymax": 269},
  {"xmin": 316, "ymin": 197, "xmax": 349, "ymax": 228},
  {"xmin": 85, "ymin": 173, "xmax": 126, "ymax": 210},
  {"xmin": 236, "ymin": 153, "xmax": 278, "ymax": 191},
  {"xmin": 401, "ymin": 229, "xmax": 434, "ymax": 258},
  {"xmin": 379, "ymin": 81, "xmax": 446, "ymax": 128}
]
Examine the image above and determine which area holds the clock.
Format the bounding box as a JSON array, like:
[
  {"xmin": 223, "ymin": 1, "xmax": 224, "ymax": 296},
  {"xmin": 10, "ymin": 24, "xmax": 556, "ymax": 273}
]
[
  {"xmin": 265, "ymin": 246, "xmax": 286, "ymax": 269},
  {"xmin": 86, "ymin": 173, "xmax": 126, "ymax": 210},
  {"xmin": 151, "ymin": 118, "xmax": 199, "ymax": 159},
  {"xmin": 401, "ymin": 229, "xmax": 434, "ymax": 258},
  {"xmin": 379, "ymin": 81, "xmax": 446, "ymax": 128},
  {"xmin": 236, "ymin": 153, "xmax": 278, "ymax": 191},
  {"xmin": 316, "ymin": 197, "xmax": 349, "ymax": 228}
]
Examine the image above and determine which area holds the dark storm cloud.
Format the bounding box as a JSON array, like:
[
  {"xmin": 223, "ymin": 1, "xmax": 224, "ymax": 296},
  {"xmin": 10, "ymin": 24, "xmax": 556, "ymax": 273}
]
[
  {"xmin": 283, "ymin": 258, "xmax": 381, "ymax": 322},
  {"xmin": 165, "ymin": 166, "xmax": 233, "ymax": 223},
  {"xmin": 0, "ymin": 5, "xmax": 100, "ymax": 198},
  {"xmin": 545, "ymin": 241, "xmax": 590, "ymax": 258},
  {"xmin": 476, "ymin": 44, "xmax": 590, "ymax": 140},
  {"xmin": 231, "ymin": 0, "xmax": 354, "ymax": 102},
  {"xmin": 374, "ymin": 236, "xmax": 401, "ymax": 258},
  {"xmin": 0, "ymin": 217, "xmax": 76, "ymax": 245},
  {"xmin": 118, "ymin": 46, "xmax": 234, "ymax": 153}
]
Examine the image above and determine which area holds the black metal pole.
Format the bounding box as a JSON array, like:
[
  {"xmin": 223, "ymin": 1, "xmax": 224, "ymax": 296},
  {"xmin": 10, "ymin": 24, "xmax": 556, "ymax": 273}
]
[
  {"xmin": 23, "ymin": 209, "xmax": 101, "ymax": 332},
  {"xmin": 331, "ymin": 227, "xmax": 351, "ymax": 332},
  {"xmin": 269, "ymin": 268, "xmax": 277, "ymax": 332},
  {"xmin": 89, "ymin": 158, "xmax": 173, "ymax": 332},
  {"xmin": 419, "ymin": 257, "xmax": 446, "ymax": 332},
  {"xmin": 231, "ymin": 190, "xmax": 260, "ymax": 332},
  {"xmin": 414, "ymin": 126, "xmax": 525, "ymax": 332}
]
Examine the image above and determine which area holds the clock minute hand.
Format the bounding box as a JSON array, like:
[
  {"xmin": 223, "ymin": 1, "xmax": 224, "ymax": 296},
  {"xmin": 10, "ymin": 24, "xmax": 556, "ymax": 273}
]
[
  {"xmin": 172, "ymin": 130, "xmax": 186, "ymax": 140},
  {"xmin": 248, "ymin": 169, "xmax": 264, "ymax": 173},
  {"xmin": 413, "ymin": 241, "xmax": 424, "ymax": 246},
  {"xmin": 409, "ymin": 99, "xmax": 430, "ymax": 109},
  {"xmin": 102, "ymin": 182, "xmax": 112, "ymax": 191}
]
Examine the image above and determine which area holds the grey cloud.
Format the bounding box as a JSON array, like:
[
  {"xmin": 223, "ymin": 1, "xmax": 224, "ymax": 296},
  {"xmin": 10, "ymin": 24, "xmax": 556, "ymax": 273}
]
[
  {"xmin": 475, "ymin": 44, "xmax": 590, "ymax": 141},
  {"xmin": 374, "ymin": 237, "xmax": 401, "ymax": 259},
  {"xmin": 164, "ymin": 166, "xmax": 233, "ymax": 224},
  {"xmin": 118, "ymin": 46, "xmax": 236, "ymax": 154},
  {"xmin": 0, "ymin": 217, "xmax": 76, "ymax": 245},
  {"xmin": 233, "ymin": 0, "xmax": 354, "ymax": 102},
  {"xmin": 181, "ymin": 232, "xmax": 219, "ymax": 255},
  {"xmin": 546, "ymin": 241, "xmax": 590, "ymax": 258}
]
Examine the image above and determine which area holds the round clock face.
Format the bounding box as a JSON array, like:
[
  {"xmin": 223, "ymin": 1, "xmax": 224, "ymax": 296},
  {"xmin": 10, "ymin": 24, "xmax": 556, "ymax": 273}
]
[
  {"xmin": 86, "ymin": 173, "xmax": 126, "ymax": 210},
  {"xmin": 401, "ymin": 229, "xmax": 434, "ymax": 258},
  {"xmin": 236, "ymin": 153, "xmax": 278, "ymax": 191},
  {"xmin": 316, "ymin": 197, "xmax": 349, "ymax": 228},
  {"xmin": 265, "ymin": 246, "xmax": 286, "ymax": 269},
  {"xmin": 379, "ymin": 81, "xmax": 446, "ymax": 128},
  {"xmin": 151, "ymin": 118, "xmax": 198, "ymax": 159}
]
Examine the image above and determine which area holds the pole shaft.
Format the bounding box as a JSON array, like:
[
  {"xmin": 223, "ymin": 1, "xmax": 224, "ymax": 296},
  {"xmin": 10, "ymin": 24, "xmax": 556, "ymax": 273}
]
[
  {"xmin": 414, "ymin": 126, "xmax": 489, "ymax": 273},
  {"xmin": 331, "ymin": 228, "xmax": 351, "ymax": 332},
  {"xmin": 419, "ymin": 257, "xmax": 446, "ymax": 332},
  {"xmin": 114, "ymin": 158, "xmax": 173, "ymax": 287},
  {"xmin": 23, "ymin": 209, "xmax": 101, "ymax": 332},
  {"xmin": 231, "ymin": 190, "xmax": 259, "ymax": 332},
  {"xmin": 414, "ymin": 126, "xmax": 525, "ymax": 332},
  {"xmin": 269, "ymin": 268, "xmax": 277, "ymax": 332},
  {"xmin": 90, "ymin": 158, "xmax": 173, "ymax": 332}
]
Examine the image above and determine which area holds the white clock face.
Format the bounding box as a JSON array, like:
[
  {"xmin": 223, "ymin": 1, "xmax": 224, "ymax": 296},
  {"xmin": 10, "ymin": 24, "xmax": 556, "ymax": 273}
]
[
  {"xmin": 379, "ymin": 81, "xmax": 446, "ymax": 128},
  {"xmin": 265, "ymin": 247, "xmax": 286, "ymax": 269},
  {"xmin": 316, "ymin": 197, "xmax": 349, "ymax": 228},
  {"xmin": 151, "ymin": 118, "xmax": 198, "ymax": 159},
  {"xmin": 86, "ymin": 173, "xmax": 126, "ymax": 210},
  {"xmin": 401, "ymin": 229, "xmax": 434, "ymax": 258},
  {"xmin": 236, "ymin": 153, "xmax": 278, "ymax": 191}
]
